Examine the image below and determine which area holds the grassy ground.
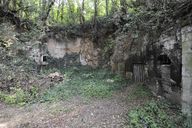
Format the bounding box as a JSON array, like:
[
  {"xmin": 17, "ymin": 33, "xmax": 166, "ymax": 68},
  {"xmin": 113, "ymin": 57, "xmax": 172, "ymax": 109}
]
[
  {"xmin": 0, "ymin": 66, "xmax": 128, "ymax": 105},
  {"xmin": 0, "ymin": 67, "xmax": 186, "ymax": 128},
  {"xmin": 40, "ymin": 66, "xmax": 128, "ymax": 102}
]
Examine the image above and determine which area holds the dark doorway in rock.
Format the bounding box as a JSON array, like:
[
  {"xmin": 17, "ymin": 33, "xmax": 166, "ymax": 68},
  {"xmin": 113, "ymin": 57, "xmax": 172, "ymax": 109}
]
[
  {"xmin": 158, "ymin": 54, "xmax": 171, "ymax": 65},
  {"xmin": 43, "ymin": 56, "xmax": 47, "ymax": 62}
]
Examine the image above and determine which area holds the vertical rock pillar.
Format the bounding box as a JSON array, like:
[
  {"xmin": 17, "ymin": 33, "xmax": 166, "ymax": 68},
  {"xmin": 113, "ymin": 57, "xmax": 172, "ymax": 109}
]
[{"xmin": 182, "ymin": 26, "xmax": 192, "ymax": 116}]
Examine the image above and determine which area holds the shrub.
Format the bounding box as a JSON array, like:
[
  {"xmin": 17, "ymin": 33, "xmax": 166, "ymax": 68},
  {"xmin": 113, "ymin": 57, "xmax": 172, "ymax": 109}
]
[
  {"xmin": 0, "ymin": 88, "xmax": 27, "ymax": 105},
  {"xmin": 127, "ymin": 100, "xmax": 176, "ymax": 128}
]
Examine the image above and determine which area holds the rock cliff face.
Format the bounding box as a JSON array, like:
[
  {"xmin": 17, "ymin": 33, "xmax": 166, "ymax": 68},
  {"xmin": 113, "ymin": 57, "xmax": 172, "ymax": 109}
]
[
  {"xmin": 47, "ymin": 38, "xmax": 81, "ymax": 59},
  {"xmin": 110, "ymin": 26, "xmax": 183, "ymax": 103},
  {"xmin": 29, "ymin": 37, "xmax": 100, "ymax": 68},
  {"xmin": 80, "ymin": 38, "xmax": 100, "ymax": 68}
]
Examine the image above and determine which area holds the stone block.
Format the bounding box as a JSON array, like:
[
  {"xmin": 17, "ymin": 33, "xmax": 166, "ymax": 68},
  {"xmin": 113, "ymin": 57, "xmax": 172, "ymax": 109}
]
[
  {"xmin": 182, "ymin": 78, "xmax": 192, "ymax": 92},
  {"xmin": 182, "ymin": 67, "xmax": 192, "ymax": 77}
]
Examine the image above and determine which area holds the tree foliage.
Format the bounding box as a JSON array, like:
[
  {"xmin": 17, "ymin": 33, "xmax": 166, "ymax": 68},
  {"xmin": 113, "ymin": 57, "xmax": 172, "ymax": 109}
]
[{"xmin": 0, "ymin": 0, "xmax": 131, "ymax": 25}]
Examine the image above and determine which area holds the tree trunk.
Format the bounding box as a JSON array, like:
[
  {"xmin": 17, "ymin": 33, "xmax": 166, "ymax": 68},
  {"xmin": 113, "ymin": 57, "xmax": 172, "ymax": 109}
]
[
  {"xmin": 120, "ymin": 0, "xmax": 127, "ymax": 14},
  {"xmin": 41, "ymin": 0, "xmax": 55, "ymax": 25},
  {"xmin": 57, "ymin": 0, "xmax": 61, "ymax": 21},
  {"xmin": 106, "ymin": 0, "xmax": 109, "ymax": 16},
  {"xmin": 111, "ymin": 0, "xmax": 117, "ymax": 14},
  {"xmin": 67, "ymin": 0, "xmax": 75, "ymax": 24},
  {"xmin": 80, "ymin": 0, "xmax": 85, "ymax": 24},
  {"xmin": 93, "ymin": 0, "xmax": 98, "ymax": 43},
  {"xmin": 2, "ymin": 0, "xmax": 11, "ymax": 10},
  {"xmin": 61, "ymin": 0, "xmax": 64, "ymax": 21},
  {"xmin": 12, "ymin": 0, "xmax": 17, "ymax": 11}
]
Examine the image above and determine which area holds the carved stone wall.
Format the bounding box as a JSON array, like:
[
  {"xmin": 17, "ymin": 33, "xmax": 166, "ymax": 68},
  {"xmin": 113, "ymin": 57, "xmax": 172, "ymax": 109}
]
[
  {"xmin": 181, "ymin": 26, "xmax": 192, "ymax": 116},
  {"xmin": 29, "ymin": 38, "xmax": 100, "ymax": 68}
]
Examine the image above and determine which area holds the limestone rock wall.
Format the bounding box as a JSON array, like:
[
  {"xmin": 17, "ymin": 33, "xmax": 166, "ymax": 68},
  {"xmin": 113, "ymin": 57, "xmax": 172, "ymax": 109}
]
[
  {"xmin": 110, "ymin": 27, "xmax": 183, "ymax": 104},
  {"xmin": 29, "ymin": 38, "xmax": 100, "ymax": 68},
  {"xmin": 47, "ymin": 38, "xmax": 81, "ymax": 59},
  {"xmin": 181, "ymin": 26, "xmax": 192, "ymax": 116},
  {"xmin": 80, "ymin": 38, "xmax": 100, "ymax": 68}
]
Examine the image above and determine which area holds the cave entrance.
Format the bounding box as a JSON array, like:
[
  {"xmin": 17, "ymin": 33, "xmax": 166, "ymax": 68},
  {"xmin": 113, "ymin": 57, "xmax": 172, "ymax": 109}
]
[
  {"xmin": 43, "ymin": 56, "xmax": 47, "ymax": 62},
  {"xmin": 158, "ymin": 54, "xmax": 171, "ymax": 65},
  {"xmin": 41, "ymin": 55, "xmax": 49, "ymax": 66}
]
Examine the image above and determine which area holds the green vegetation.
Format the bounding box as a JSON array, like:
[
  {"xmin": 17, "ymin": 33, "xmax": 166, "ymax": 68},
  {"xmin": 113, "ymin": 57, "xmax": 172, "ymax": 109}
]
[
  {"xmin": 127, "ymin": 84, "xmax": 152, "ymax": 100},
  {"xmin": 0, "ymin": 88, "xmax": 27, "ymax": 105},
  {"xmin": 81, "ymin": 82, "xmax": 112, "ymax": 98},
  {"xmin": 126, "ymin": 85, "xmax": 188, "ymax": 128},
  {"xmin": 127, "ymin": 100, "xmax": 183, "ymax": 128},
  {"xmin": 0, "ymin": 86, "xmax": 38, "ymax": 105},
  {"xmin": 0, "ymin": 0, "xmax": 132, "ymax": 25},
  {"xmin": 0, "ymin": 67, "xmax": 127, "ymax": 104},
  {"xmin": 40, "ymin": 67, "xmax": 127, "ymax": 102}
]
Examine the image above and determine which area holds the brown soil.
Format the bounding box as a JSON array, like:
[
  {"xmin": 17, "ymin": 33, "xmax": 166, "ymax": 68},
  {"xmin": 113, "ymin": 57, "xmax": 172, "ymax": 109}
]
[{"xmin": 0, "ymin": 86, "xmax": 150, "ymax": 128}]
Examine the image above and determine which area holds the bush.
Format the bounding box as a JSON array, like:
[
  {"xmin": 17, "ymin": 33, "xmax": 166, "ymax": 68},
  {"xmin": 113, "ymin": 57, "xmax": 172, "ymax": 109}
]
[
  {"xmin": 0, "ymin": 88, "xmax": 27, "ymax": 105},
  {"xmin": 127, "ymin": 100, "xmax": 176, "ymax": 128},
  {"xmin": 0, "ymin": 86, "xmax": 39, "ymax": 105}
]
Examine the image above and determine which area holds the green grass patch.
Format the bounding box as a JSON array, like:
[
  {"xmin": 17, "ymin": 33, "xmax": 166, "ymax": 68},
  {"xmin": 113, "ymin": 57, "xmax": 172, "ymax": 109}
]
[
  {"xmin": 127, "ymin": 100, "xmax": 179, "ymax": 128},
  {"xmin": 81, "ymin": 82, "xmax": 112, "ymax": 98},
  {"xmin": 40, "ymin": 66, "xmax": 128, "ymax": 102},
  {"xmin": 0, "ymin": 89, "xmax": 26, "ymax": 105},
  {"xmin": 0, "ymin": 67, "xmax": 128, "ymax": 104},
  {"xmin": 0, "ymin": 86, "xmax": 39, "ymax": 106},
  {"xmin": 127, "ymin": 85, "xmax": 152, "ymax": 100}
]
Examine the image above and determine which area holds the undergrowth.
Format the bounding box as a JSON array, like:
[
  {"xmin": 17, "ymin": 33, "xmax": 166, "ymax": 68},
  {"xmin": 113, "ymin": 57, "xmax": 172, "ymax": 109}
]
[
  {"xmin": 127, "ymin": 84, "xmax": 152, "ymax": 100},
  {"xmin": 40, "ymin": 66, "xmax": 127, "ymax": 102},
  {"xmin": 0, "ymin": 66, "xmax": 127, "ymax": 105},
  {"xmin": 127, "ymin": 100, "xmax": 185, "ymax": 128},
  {"xmin": 0, "ymin": 86, "xmax": 38, "ymax": 106}
]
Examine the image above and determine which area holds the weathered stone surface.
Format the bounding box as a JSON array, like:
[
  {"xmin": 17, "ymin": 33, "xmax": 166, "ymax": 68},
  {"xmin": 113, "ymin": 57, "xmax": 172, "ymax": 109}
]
[
  {"xmin": 80, "ymin": 38, "xmax": 100, "ymax": 68},
  {"xmin": 110, "ymin": 33, "xmax": 145, "ymax": 76},
  {"xmin": 28, "ymin": 37, "xmax": 100, "ymax": 68},
  {"xmin": 47, "ymin": 38, "xmax": 81, "ymax": 59},
  {"xmin": 182, "ymin": 26, "xmax": 192, "ymax": 116},
  {"xmin": 159, "ymin": 35, "xmax": 176, "ymax": 50}
]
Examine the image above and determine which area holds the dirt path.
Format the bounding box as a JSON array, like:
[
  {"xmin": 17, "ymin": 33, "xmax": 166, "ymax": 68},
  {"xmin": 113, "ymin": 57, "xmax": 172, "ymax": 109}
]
[{"xmin": 0, "ymin": 86, "xmax": 147, "ymax": 128}]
